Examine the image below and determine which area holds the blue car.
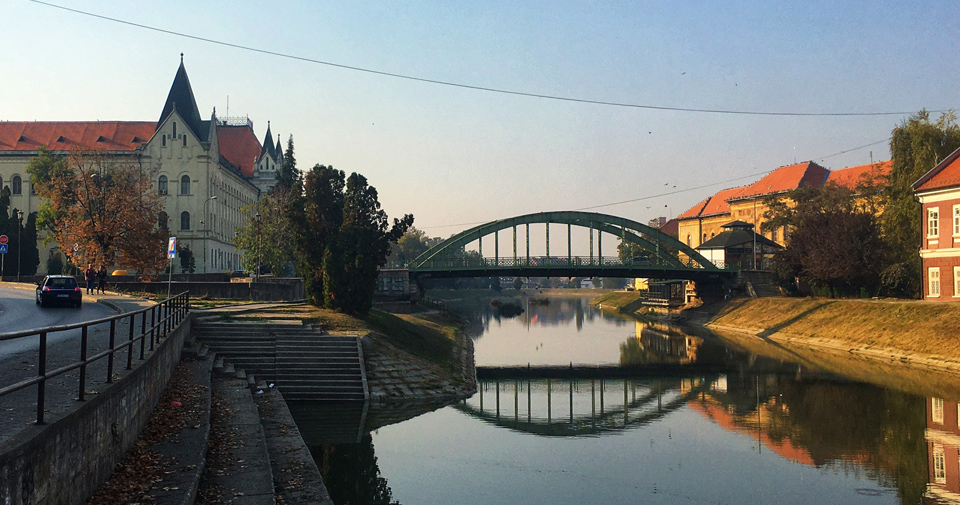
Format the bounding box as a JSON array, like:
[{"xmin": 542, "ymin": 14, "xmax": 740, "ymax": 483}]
[{"xmin": 36, "ymin": 275, "xmax": 83, "ymax": 308}]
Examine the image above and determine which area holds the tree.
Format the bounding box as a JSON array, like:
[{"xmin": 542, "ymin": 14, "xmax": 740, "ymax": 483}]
[
  {"xmin": 235, "ymin": 186, "xmax": 300, "ymax": 276},
  {"xmin": 28, "ymin": 147, "xmax": 168, "ymax": 277},
  {"xmin": 881, "ymin": 110, "xmax": 960, "ymax": 297},
  {"xmin": 386, "ymin": 226, "xmax": 434, "ymax": 266},
  {"xmin": 764, "ymin": 184, "xmax": 888, "ymax": 296},
  {"xmin": 289, "ymin": 165, "xmax": 412, "ymax": 314},
  {"xmin": 178, "ymin": 244, "xmax": 196, "ymax": 274},
  {"xmin": 0, "ymin": 185, "xmax": 40, "ymax": 277},
  {"xmin": 275, "ymin": 135, "xmax": 300, "ymax": 191}
]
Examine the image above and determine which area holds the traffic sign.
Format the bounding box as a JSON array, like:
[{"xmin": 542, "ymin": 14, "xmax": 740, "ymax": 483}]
[
  {"xmin": 168, "ymin": 237, "xmax": 177, "ymax": 259},
  {"xmin": 0, "ymin": 244, "xmax": 7, "ymax": 254},
  {"xmin": 0, "ymin": 235, "xmax": 7, "ymax": 245}
]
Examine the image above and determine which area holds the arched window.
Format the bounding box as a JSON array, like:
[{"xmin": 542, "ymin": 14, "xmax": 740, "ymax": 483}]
[
  {"xmin": 686, "ymin": 234, "xmax": 691, "ymax": 246},
  {"xmin": 180, "ymin": 175, "xmax": 190, "ymax": 195},
  {"xmin": 12, "ymin": 175, "xmax": 22, "ymax": 195},
  {"xmin": 158, "ymin": 211, "xmax": 168, "ymax": 230},
  {"xmin": 158, "ymin": 175, "xmax": 168, "ymax": 195},
  {"xmin": 180, "ymin": 211, "xmax": 190, "ymax": 231}
]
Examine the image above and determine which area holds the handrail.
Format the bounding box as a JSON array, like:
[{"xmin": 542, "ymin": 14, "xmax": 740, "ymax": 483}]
[{"xmin": 0, "ymin": 292, "xmax": 190, "ymax": 425}]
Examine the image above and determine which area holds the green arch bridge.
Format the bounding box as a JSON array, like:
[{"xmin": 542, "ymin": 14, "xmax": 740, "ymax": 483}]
[{"xmin": 408, "ymin": 211, "xmax": 735, "ymax": 282}]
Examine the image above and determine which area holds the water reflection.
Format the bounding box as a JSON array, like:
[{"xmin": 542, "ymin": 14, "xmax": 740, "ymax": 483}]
[{"xmin": 927, "ymin": 397, "xmax": 960, "ymax": 503}]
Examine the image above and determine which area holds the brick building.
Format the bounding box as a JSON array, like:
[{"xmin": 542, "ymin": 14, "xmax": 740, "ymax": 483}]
[{"xmin": 914, "ymin": 146, "xmax": 960, "ymax": 300}]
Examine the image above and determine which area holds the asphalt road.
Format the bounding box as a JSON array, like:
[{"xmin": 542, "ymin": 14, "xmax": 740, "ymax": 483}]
[{"xmin": 0, "ymin": 286, "xmax": 116, "ymax": 359}]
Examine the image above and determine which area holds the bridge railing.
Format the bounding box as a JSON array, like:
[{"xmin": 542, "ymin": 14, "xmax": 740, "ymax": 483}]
[
  {"xmin": 414, "ymin": 255, "xmax": 729, "ymax": 271},
  {"xmin": 0, "ymin": 292, "xmax": 190, "ymax": 425}
]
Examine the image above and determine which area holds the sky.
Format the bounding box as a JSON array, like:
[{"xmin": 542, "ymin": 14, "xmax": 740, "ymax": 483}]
[{"xmin": 2, "ymin": 0, "xmax": 959, "ymax": 242}]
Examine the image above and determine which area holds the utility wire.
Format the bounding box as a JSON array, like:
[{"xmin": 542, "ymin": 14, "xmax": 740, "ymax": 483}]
[
  {"xmin": 421, "ymin": 137, "xmax": 892, "ymax": 228},
  {"xmin": 31, "ymin": 0, "xmax": 950, "ymax": 118}
]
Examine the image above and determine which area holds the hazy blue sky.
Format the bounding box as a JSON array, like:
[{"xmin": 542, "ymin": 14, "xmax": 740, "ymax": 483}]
[{"xmin": 3, "ymin": 0, "xmax": 958, "ymax": 239}]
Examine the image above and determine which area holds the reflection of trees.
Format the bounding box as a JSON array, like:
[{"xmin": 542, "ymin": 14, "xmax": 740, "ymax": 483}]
[
  {"xmin": 316, "ymin": 434, "xmax": 399, "ymax": 505},
  {"xmin": 693, "ymin": 375, "xmax": 928, "ymax": 504}
]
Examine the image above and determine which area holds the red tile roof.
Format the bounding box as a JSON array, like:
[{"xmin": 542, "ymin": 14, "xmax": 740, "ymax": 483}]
[
  {"xmin": 825, "ymin": 160, "xmax": 891, "ymax": 189},
  {"xmin": 0, "ymin": 121, "xmax": 156, "ymax": 152},
  {"xmin": 677, "ymin": 197, "xmax": 710, "ymax": 220},
  {"xmin": 729, "ymin": 161, "xmax": 829, "ymax": 201},
  {"xmin": 914, "ymin": 146, "xmax": 960, "ymax": 192},
  {"xmin": 217, "ymin": 125, "xmax": 261, "ymax": 177},
  {"xmin": 677, "ymin": 186, "xmax": 748, "ymax": 220}
]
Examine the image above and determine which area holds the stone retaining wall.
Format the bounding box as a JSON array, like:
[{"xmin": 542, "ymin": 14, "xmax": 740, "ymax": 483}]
[{"xmin": 0, "ymin": 316, "xmax": 192, "ymax": 505}]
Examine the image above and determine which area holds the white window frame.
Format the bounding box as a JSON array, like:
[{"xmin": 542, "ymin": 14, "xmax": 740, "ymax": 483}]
[
  {"xmin": 929, "ymin": 267, "xmax": 941, "ymax": 297},
  {"xmin": 955, "ymin": 266, "xmax": 960, "ymax": 298},
  {"xmin": 954, "ymin": 205, "xmax": 960, "ymax": 236},
  {"xmin": 933, "ymin": 444, "xmax": 946, "ymax": 484},
  {"xmin": 933, "ymin": 397, "xmax": 945, "ymax": 424},
  {"xmin": 928, "ymin": 207, "xmax": 939, "ymax": 237}
]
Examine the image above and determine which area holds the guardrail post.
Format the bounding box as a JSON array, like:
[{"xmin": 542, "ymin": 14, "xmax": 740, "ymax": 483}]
[
  {"xmin": 37, "ymin": 331, "xmax": 47, "ymax": 424},
  {"xmin": 150, "ymin": 306, "xmax": 156, "ymax": 351},
  {"xmin": 78, "ymin": 325, "xmax": 88, "ymax": 401},
  {"xmin": 140, "ymin": 310, "xmax": 147, "ymax": 360},
  {"xmin": 107, "ymin": 319, "xmax": 116, "ymax": 383},
  {"xmin": 127, "ymin": 312, "xmax": 135, "ymax": 370}
]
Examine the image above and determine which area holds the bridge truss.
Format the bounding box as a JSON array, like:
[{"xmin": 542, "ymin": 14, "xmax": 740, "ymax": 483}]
[{"xmin": 409, "ymin": 211, "xmax": 732, "ymax": 280}]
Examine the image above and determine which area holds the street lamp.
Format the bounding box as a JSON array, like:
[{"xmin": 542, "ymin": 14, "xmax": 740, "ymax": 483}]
[
  {"xmin": 255, "ymin": 211, "xmax": 261, "ymax": 282},
  {"xmin": 16, "ymin": 209, "xmax": 23, "ymax": 283},
  {"xmin": 201, "ymin": 195, "xmax": 217, "ymax": 274}
]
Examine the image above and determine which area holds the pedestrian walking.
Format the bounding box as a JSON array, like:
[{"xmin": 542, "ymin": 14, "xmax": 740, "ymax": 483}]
[
  {"xmin": 84, "ymin": 264, "xmax": 96, "ymax": 294},
  {"xmin": 96, "ymin": 265, "xmax": 107, "ymax": 294}
]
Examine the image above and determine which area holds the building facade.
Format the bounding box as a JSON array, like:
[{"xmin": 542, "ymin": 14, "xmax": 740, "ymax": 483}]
[
  {"xmin": 0, "ymin": 59, "xmax": 282, "ymax": 274},
  {"xmin": 914, "ymin": 147, "xmax": 960, "ymax": 301}
]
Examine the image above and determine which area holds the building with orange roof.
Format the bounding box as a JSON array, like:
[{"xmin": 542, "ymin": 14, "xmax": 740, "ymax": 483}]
[
  {"xmin": 0, "ymin": 57, "xmax": 286, "ymax": 274},
  {"xmin": 913, "ymin": 146, "xmax": 960, "ymax": 301},
  {"xmin": 676, "ymin": 186, "xmax": 746, "ymax": 249},
  {"xmin": 825, "ymin": 160, "xmax": 891, "ymax": 190}
]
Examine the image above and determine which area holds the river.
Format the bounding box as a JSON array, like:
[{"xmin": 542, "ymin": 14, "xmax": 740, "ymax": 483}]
[{"xmin": 290, "ymin": 294, "xmax": 959, "ymax": 505}]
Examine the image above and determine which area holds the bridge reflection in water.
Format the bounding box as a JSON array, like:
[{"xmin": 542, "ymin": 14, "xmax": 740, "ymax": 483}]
[{"xmin": 458, "ymin": 376, "xmax": 720, "ymax": 437}]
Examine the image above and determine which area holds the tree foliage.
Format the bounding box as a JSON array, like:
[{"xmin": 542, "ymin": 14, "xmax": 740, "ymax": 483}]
[
  {"xmin": 276, "ymin": 135, "xmax": 300, "ymax": 191},
  {"xmin": 881, "ymin": 110, "xmax": 960, "ymax": 297},
  {"xmin": 0, "ymin": 185, "xmax": 40, "ymax": 277},
  {"xmin": 28, "ymin": 147, "xmax": 168, "ymax": 277},
  {"xmin": 386, "ymin": 226, "xmax": 439, "ymax": 266},
  {"xmin": 178, "ymin": 244, "xmax": 196, "ymax": 274},
  {"xmin": 290, "ymin": 165, "xmax": 412, "ymax": 314},
  {"xmin": 763, "ymin": 184, "xmax": 888, "ymax": 296}
]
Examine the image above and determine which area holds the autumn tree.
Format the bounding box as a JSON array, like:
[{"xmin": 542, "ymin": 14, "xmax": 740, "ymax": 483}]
[
  {"xmin": 28, "ymin": 147, "xmax": 168, "ymax": 277},
  {"xmin": 881, "ymin": 110, "xmax": 960, "ymax": 297},
  {"xmin": 763, "ymin": 183, "xmax": 888, "ymax": 296},
  {"xmin": 289, "ymin": 165, "xmax": 412, "ymax": 314}
]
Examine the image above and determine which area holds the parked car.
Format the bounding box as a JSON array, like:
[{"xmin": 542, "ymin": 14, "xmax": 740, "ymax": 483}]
[{"xmin": 36, "ymin": 275, "xmax": 83, "ymax": 308}]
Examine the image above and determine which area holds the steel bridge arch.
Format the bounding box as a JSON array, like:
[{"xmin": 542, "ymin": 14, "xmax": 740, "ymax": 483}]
[{"xmin": 409, "ymin": 210, "xmax": 719, "ymax": 272}]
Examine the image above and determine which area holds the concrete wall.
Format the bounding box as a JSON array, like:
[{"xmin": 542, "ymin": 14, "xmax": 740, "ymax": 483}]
[
  {"xmin": 112, "ymin": 278, "xmax": 305, "ymax": 302},
  {"xmin": 0, "ymin": 315, "xmax": 192, "ymax": 505}
]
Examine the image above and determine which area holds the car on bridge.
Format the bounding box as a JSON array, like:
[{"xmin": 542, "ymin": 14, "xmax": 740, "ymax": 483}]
[{"xmin": 36, "ymin": 275, "xmax": 83, "ymax": 308}]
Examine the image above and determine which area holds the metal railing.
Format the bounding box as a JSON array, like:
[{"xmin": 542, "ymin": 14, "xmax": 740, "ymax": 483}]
[
  {"xmin": 0, "ymin": 292, "xmax": 190, "ymax": 424},
  {"xmin": 413, "ymin": 255, "xmax": 725, "ymax": 271}
]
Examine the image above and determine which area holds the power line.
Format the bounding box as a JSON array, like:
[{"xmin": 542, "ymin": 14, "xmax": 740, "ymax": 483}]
[
  {"xmin": 420, "ymin": 137, "xmax": 892, "ymax": 228},
  {"xmin": 32, "ymin": 0, "xmax": 950, "ymax": 118}
]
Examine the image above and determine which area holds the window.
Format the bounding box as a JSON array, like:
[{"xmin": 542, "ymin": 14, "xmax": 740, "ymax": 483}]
[
  {"xmin": 158, "ymin": 175, "xmax": 168, "ymax": 195},
  {"xmin": 686, "ymin": 234, "xmax": 691, "ymax": 246},
  {"xmin": 158, "ymin": 211, "xmax": 168, "ymax": 230},
  {"xmin": 180, "ymin": 211, "xmax": 190, "ymax": 231},
  {"xmin": 12, "ymin": 175, "xmax": 21, "ymax": 195},
  {"xmin": 929, "ymin": 267, "xmax": 941, "ymax": 297},
  {"xmin": 772, "ymin": 228, "xmax": 778, "ymax": 242},
  {"xmin": 954, "ymin": 205, "xmax": 960, "ymax": 236},
  {"xmin": 180, "ymin": 175, "xmax": 190, "ymax": 195},
  {"xmin": 182, "ymin": 134, "xmax": 187, "ymax": 147},
  {"xmin": 172, "ymin": 122, "xmax": 177, "ymax": 138},
  {"xmin": 933, "ymin": 445, "xmax": 946, "ymax": 484},
  {"xmin": 162, "ymin": 134, "xmax": 166, "ymax": 147},
  {"xmin": 955, "ymin": 266, "xmax": 960, "ymax": 298},
  {"xmin": 928, "ymin": 207, "xmax": 939, "ymax": 237}
]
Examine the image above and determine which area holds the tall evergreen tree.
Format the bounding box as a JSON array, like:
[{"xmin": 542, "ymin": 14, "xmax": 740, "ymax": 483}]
[
  {"xmin": 288, "ymin": 164, "xmax": 345, "ymax": 305},
  {"xmin": 275, "ymin": 135, "xmax": 300, "ymax": 191}
]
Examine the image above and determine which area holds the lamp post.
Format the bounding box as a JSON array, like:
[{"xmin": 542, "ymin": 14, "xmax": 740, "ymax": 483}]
[
  {"xmin": 16, "ymin": 209, "xmax": 24, "ymax": 283},
  {"xmin": 255, "ymin": 212, "xmax": 261, "ymax": 282},
  {"xmin": 201, "ymin": 195, "xmax": 217, "ymax": 274}
]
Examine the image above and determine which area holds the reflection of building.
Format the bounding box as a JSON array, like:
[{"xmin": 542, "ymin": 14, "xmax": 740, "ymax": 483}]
[
  {"xmin": 926, "ymin": 397, "xmax": 960, "ymax": 502},
  {"xmin": 628, "ymin": 321, "xmax": 703, "ymax": 364}
]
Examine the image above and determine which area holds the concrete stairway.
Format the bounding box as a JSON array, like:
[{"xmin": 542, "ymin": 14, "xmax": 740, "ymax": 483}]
[{"xmin": 193, "ymin": 321, "xmax": 367, "ymax": 401}]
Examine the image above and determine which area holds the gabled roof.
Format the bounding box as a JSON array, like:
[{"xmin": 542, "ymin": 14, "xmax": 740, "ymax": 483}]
[
  {"xmin": 677, "ymin": 185, "xmax": 749, "ymax": 221},
  {"xmin": 0, "ymin": 121, "xmax": 156, "ymax": 152},
  {"xmin": 157, "ymin": 60, "xmax": 207, "ymax": 142},
  {"xmin": 659, "ymin": 218, "xmax": 679, "ymax": 238},
  {"xmin": 728, "ymin": 161, "xmax": 829, "ymax": 202},
  {"xmin": 825, "ymin": 160, "xmax": 891, "ymax": 190},
  {"xmin": 677, "ymin": 197, "xmax": 710, "ymax": 220},
  {"xmin": 217, "ymin": 124, "xmax": 262, "ymax": 177},
  {"xmin": 914, "ymin": 146, "xmax": 960, "ymax": 192}
]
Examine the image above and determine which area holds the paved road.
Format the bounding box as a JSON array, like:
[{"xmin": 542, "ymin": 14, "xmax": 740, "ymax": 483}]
[
  {"xmin": 0, "ymin": 283, "xmax": 155, "ymax": 443},
  {"xmin": 0, "ymin": 286, "xmax": 116, "ymax": 359}
]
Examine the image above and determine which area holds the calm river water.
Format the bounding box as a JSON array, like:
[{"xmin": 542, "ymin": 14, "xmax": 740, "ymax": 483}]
[{"xmin": 290, "ymin": 295, "xmax": 959, "ymax": 505}]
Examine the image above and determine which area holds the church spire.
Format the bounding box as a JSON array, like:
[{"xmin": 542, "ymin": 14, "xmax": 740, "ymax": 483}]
[
  {"xmin": 157, "ymin": 57, "xmax": 204, "ymax": 140},
  {"xmin": 260, "ymin": 121, "xmax": 276, "ymax": 159}
]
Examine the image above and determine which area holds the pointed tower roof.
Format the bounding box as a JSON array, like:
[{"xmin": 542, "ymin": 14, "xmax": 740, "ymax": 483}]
[
  {"xmin": 260, "ymin": 121, "xmax": 276, "ymax": 160},
  {"xmin": 157, "ymin": 55, "xmax": 205, "ymax": 141},
  {"xmin": 276, "ymin": 135, "xmax": 283, "ymax": 161}
]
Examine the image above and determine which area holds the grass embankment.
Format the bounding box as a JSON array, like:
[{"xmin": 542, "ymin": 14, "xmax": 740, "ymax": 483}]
[
  {"xmin": 709, "ymin": 297, "xmax": 960, "ymax": 360},
  {"xmin": 221, "ymin": 305, "xmax": 461, "ymax": 374},
  {"xmin": 589, "ymin": 291, "xmax": 647, "ymax": 313}
]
